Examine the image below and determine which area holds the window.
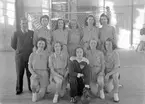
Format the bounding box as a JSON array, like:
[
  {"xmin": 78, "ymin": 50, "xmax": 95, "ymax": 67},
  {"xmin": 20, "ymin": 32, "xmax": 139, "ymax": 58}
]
[
  {"xmin": 0, "ymin": 1, "xmax": 4, "ymax": 23},
  {"xmin": 6, "ymin": 2, "xmax": 15, "ymax": 25},
  {"xmin": 7, "ymin": 0, "xmax": 15, "ymax": 3},
  {"xmin": 42, "ymin": 0, "xmax": 49, "ymax": 16},
  {"xmin": 0, "ymin": 16, "xmax": 4, "ymax": 23}
]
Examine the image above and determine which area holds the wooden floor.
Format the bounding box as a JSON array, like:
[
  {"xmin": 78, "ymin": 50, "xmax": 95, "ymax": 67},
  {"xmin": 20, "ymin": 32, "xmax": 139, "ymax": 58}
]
[{"xmin": 0, "ymin": 49, "xmax": 145, "ymax": 104}]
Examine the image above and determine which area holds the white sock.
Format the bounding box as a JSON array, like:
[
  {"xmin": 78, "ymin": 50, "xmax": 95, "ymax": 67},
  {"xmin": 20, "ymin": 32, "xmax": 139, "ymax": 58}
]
[
  {"xmin": 32, "ymin": 93, "xmax": 37, "ymax": 102},
  {"xmin": 114, "ymin": 93, "xmax": 119, "ymax": 101},
  {"xmin": 100, "ymin": 89, "xmax": 105, "ymax": 99}
]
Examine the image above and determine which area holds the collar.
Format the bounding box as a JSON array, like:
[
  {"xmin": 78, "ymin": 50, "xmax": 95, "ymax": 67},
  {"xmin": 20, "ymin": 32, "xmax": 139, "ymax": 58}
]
[
  {"xmin": 70, "ymin": 56, "xmax": 89, "ymax": 64},
  {"xmin": 54, "ymin": 52, "xmax": 62, "ymax": 58},
  {"xmin": 21, "ymin": 29, "xmax": 28, "ymax": 33}
]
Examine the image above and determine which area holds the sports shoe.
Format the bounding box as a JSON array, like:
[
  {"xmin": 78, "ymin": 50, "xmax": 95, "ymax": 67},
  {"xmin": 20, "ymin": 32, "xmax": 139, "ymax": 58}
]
[
  {"xmin": 53, "ymin": 94, "xmax": 59, "ymax": 103},
  {"xmin": 100, "ymin": 89, "xmax": 105, "ymax": 99},
  {"xmin": 113, "ymin": 93, "xmax": 119, "ymax": 102},
  {"xmin": 32, "ymin": 93, "xmax": 37, "ymax": 102}
]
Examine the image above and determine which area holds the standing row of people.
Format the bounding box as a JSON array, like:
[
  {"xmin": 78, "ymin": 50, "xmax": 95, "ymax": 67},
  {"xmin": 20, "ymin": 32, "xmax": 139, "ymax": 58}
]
[{"xmin": 11, "ymin": 13, "xmax": 120, "ymax": 103}]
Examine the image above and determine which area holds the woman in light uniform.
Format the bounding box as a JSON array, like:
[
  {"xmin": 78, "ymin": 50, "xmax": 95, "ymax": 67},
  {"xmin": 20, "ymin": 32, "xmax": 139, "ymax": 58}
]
[
  {"xmin": 86, "ymin": 39, "xmax": 105, "ymax": 99},
  {"xmin": 33, "ymin": 15, "xmax": 52, "ymax": 54},
  {"xmin": 82, "ymin": 15, "xmax": 99, "ymax": 52},
  {"xmin": 104, "ymin": 38, "xmax": 120, "ymax": 102},
  {"xmin": 99, "ymin": 14, "xmax": 117, "ymax": 52},
  {"xmin": 28, "ymin": 37, "xmax": 50, "ymax": 102},
  {"xmin": 52, "ymin": 19, "xmax": 68, "ymax": 54},
  {"xmin": 68, "ymin": 19, "xmax": 83, "ymax": 56},
  {"xmin": 49, "ymin": 41, "xmax": 68, "ymax": 103}
]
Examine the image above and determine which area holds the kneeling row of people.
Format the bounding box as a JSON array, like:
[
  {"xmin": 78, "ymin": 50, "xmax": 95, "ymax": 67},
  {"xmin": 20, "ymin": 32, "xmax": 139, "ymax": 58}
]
[{"xmin": 28, "ymin": 37, "xmax": 120, "ymax": 103}]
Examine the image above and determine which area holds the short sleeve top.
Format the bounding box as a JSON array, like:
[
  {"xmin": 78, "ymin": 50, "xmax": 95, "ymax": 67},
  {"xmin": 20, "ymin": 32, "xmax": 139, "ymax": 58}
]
[
  {"xmin": 82, "ymin": 26, "xmax": 99, "ymax": 43},
  {"xmin": 52, "ymin": 29, "xmax": 68, "ymax": 45},
  {"xmin": 86, "ymin": 50, "xmax": 104, "ymax": 68},
  {"xmin": 104, "ymin": 50, "xmax": 120, "ymax": 72},
  {"xmin": 28, "ymin": 51, "xmax": 49, "ymax": 70}
]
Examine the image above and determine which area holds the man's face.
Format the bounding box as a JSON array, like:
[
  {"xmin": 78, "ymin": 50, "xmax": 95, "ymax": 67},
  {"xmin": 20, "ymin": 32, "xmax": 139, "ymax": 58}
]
[{"xmin": 20, "ymin": 19, "xmax": 28, "ymax": 30}]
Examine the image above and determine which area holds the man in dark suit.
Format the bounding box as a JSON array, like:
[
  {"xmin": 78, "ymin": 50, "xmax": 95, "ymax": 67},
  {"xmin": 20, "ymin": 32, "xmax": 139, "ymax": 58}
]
[{"xmin": 11, "ymin": 17, "xmax": 34, "ymax": 95}]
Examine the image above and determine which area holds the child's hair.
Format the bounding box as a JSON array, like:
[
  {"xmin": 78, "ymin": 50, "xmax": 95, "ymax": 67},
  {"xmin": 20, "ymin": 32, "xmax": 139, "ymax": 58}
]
[
  {"xmin": 40, "ymin": 15, "xmax": 49, "ymax": 24},
  {"xmin": 54, "ymin": 19, "xmax": 66, "ymax": 30},
  {"xmin": 84, "ymin": 15, "xmax": 96, "ymax": 26},
  {"xmin": 99, "ymin": 13, "xmax": 110, "ymax": 25},
  {"xmin": 52, "ymin": 41, "xmax": 63, "ymax": 52},
  {"xmin": 104, "ymin": 38, "xmax": 117, "ymax": 51},
  {"xmin": 35, "ymin": 37, "xmax": 47, "ymax": 50},
  {"xmin": 74, "ymin": 46, "xmax": 86, "ymax": 57}
]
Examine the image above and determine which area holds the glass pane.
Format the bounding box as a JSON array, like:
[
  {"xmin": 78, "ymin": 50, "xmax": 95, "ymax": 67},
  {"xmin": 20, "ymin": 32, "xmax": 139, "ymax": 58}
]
[
  {"xmin": 8, "ymin": 18, "xmax": 14, "ymax": 25},
  {"xmin": 0, "ymin": 16, "xmax": 4, "ymax": 24},
  {"xmin": 42, "ymin": 0, "xmax": 48, "ymax": 8},
  {"xmin": 42, "ymin": 9, "xmax": 49, "ymax": 15},
  {"xmin": 0, "ymin": 9, "xmax": 3, "ymax": 16},
  {"xmin": 7, "ymin": 3, "xmax": 15, "ymax": 11},
  {"xmin": 7, "ymin": 0, "xmax": 15, "ymax": 3},
  {"xmin": 0, "ymin": 1, "xmax": 3, "ymax": 9},
  {"xmin": 6, "ymin": 11, "xmax": 15, "ymax": 18}
]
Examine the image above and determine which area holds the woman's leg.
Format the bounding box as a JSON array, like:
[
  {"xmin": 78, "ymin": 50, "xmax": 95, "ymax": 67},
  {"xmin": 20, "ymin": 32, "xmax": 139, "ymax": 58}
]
[
  {"xmin": 112, "ymin": 72, "xmax": 120, "ymax": 102},
  {"xmin": 53, "ymin": 76, "xmax": 63, "ymax": 103},
  {"xmin": 97, "ymin": 75, "xmax": 105, "ymax": 99},
  {"xmin": 77, "ymin": 78, "xmax": 85, "ymax": 96},
  {"xmin": 31, "ymin": 75, "xmax": 40, "ymax": 102},
  {"xmin": 35, "ymin": 71, "xmax": 49, "ymax": 101}
]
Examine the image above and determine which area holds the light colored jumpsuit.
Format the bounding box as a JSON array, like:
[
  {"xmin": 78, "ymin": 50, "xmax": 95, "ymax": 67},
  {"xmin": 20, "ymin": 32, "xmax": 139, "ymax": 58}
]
[
  {"xmin": 82, "ymin": 26, "xmax": 99, "ymax": 51},
  {"xmin": 33, "ymin": 27, "xmax": 52, "ymax": 53},
  {"xmin": 52, "ymin": 29, "xmax": 68, "ymax": 54},
  {"xmin": 68, "ymin": 28, "xmax": 82, "ymax": 56},
  {"xmin": 99, "ymin": 26, "xmax": 117, "ymax": 51},
  {"xmin": 28, "ymin": 51, "xmax": 49, "ymax": 100},
  {"xmin": 49, "ymin": 52, "xmax": 68, "ymax": 96}
]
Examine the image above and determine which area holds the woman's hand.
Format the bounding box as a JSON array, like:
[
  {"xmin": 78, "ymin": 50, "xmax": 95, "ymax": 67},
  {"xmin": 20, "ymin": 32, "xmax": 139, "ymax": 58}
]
[
  {"xmin": 105, "ymin": 73, "xmax": 110, "ymax": 81},
  {"xmin": 77, "ymin": 73, "xmax": 84, "ymax": 78}
]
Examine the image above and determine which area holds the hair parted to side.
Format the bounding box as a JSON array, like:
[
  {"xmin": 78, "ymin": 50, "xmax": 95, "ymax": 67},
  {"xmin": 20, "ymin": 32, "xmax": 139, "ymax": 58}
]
[
  {"xmin": 104, "ymin": 38, "xmax": 117, "ymax": 51},
  {"xmin": 74, "ymin": 46, "xmax": 86, "ymax": 57},
  {"xmin": 84, "ymin": 15, "xmax": 96, "ymax": 26},
  {"xmin": 35, "ymin": 37, "xmax": 47, "ymax": 50},
  {"xmin": 54, "ymin": 19, "xmax": 66, "ymax": 30},
  {"xmin": 99, "ymin": 13, "xmax": 110, "ymax": 25},
  {"xmin": 40, "ymin": 15, "xmax": 49, "ymax": 23},
  {"xmin": 68, "ymin": 19, "xmax": 79, "ymax": 29},
  {"xmin": 52, "ymin": 41, "xmax": 63, "ymax": 52}
]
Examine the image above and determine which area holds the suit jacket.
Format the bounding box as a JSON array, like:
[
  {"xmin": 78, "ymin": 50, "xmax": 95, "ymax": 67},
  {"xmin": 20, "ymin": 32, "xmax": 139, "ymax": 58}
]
[{"xmin": 11, "ymin": 30, "xmax": 34, "ymax": 61}]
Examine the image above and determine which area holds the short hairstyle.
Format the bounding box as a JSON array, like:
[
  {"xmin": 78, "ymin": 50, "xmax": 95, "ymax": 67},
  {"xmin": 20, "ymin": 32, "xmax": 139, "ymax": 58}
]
[
  {"xmin": 68, "ymin": 19, "xmax": 79, "ymax": 29},
  {"xmin": 35, "ymin": 37, "xmax": 47, "ymax": 50},
  {"xmin": 74, "ymin": 46, "xmax": 86, "ymax": 57},
  {"xmin": 104, "ymin": 38, "xmax": 117, "ymax": 51},
  {"xmin": 99, "ymin": 13, "xmax": 110, "ymax": 25},
  {"xmin": 54, "ymin": 19, "xmax": 66, "ymax": 30},
  {"xmin": 52, "ymin": 41, "xmax": 63, "ymax": 52},
  {"xmin": 40, "ymin": 15, "xmax": 49, "ymax": 23},
  {"xmin": 88, "ymin": 39, "xmax": 99, "ymax": 50},
  {"xmin": 84, "ymin": 15, "xmax": 96, "ymax": 26}
]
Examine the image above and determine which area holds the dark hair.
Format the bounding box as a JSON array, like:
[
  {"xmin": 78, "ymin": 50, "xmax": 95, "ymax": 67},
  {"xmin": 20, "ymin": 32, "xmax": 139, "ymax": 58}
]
[
  {"xmin": 99, "ymin": 13, "xmax": 110, "ymax": 25},
  {"xmin": 52, "ymin": 41, "xmax": 63, "ymax": 52},
  {"xmin": 68, "ymin": 20, "xmax": 79, "ymax": 29},
  {"xmin": 74, "ymin": 46, "xmax": 86, "ymax": 57},
  {"xmin": 35, "ymin": 37, "xmax": 47, "ymax": 50},
  {"xmin": 54, "ymin": 19, "xmax": 66, "ymax": 30},
  {"xmin": 84, "ymin": 15, "xmax": 96, "ymax": 26},
  {"xmin": 40, "ymin": 15, "xmax": 49, "ymax": 23},
  {"xmin": 104, "ymin": 38, "xmax": 117, "ymax": 51}
]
